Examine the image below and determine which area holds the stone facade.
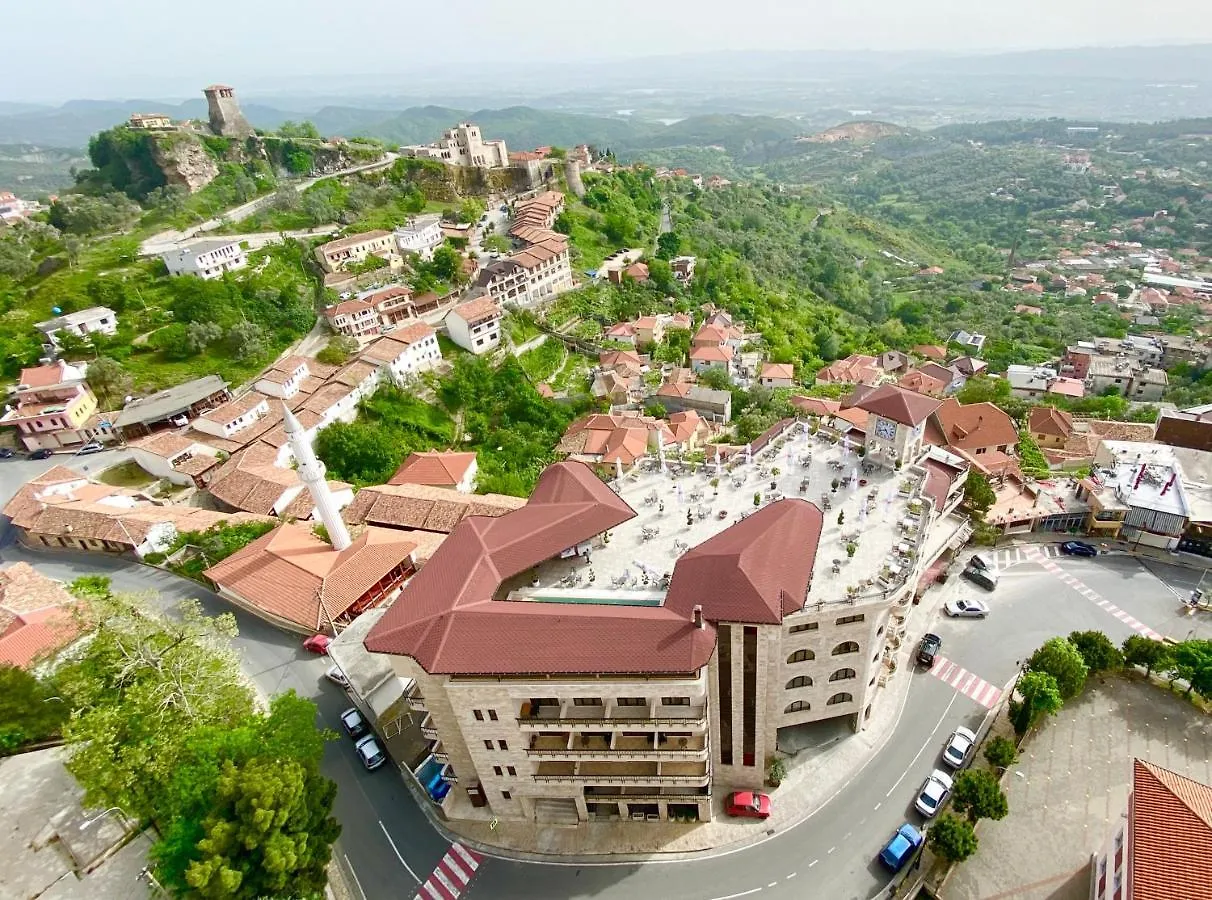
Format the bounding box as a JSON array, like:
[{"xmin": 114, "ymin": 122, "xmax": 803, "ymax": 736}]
[{"xmin": 203, "ymin": 84, "xmax": 254, "ymax": 139}]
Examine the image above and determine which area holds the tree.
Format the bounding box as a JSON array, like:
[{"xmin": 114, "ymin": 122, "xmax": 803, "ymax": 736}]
[
  {"xmin": 428, "ymin": 244, "xmax": 464, "ymax": 284},
  {"xmin": 313, "ymin": 421, "xmax": 403, "ymax": 486},
  {"xmin": 1010, "ymin": 670, "xmax": 1063, "ymax": 737},
  {"xmin": 951, "ymin": 768, "xmax": 1009, "ymax": 823},
  {"xmin": 698, "ymin": 366, "xmax": 732, "ymax": 391},
  {"xmin": 647, "ymin": 258, "xmax": 676, "ymax": 294},
  {"xmin": 1172, "ymin": 639, "xmax": 1212, "ymax": 700},
  {"xmin": 186, "ymin": 321, "xmax": 224, "ymax": 355},
  {"xmin": 482, "ymin": 234, "xmax": 511, "ymax": 254},
  {"xmin": 316, "ymin": 335, "xmax": 359, "ymax": 366},
  {"xmin": 457, "ymin": 198, "xmax": 485, "ymax": 225},
  {"xmin": 962, "ymin": 471, "xmax": 996, "ymax": 519},
  {"xmin": 0, "ymin": 665, "xmax": 69, "ymax": 752},
  {"xmin": 226, "ymin": 321, "xmax": 266, "ymax": 362},
  {"xmin": 928, "ymin": 813, "xmax": 978, "ymax": 864},
  {"xmin": 1121, "ymin": 634, "xmax": 1172, "ymax": 677},
  {"xmin": 1067, "ymin": 630, "xmax": 1123, "ymax": 674},
  {"xmin": 957, "ymin": 375, "xmax": 1011, "ymax": 406},
  {"xmin": 983, "ymin": 735, "xmax": 1019, "ymax": 770},
  {"xmin": 180, "ymin": 756, "xmax": 339, "ymax": 899},
  {"xmin": 86, "ymin": 357, "xmax": 132, "ymax": 407},
  {"xmin": 656, "ymin": 230, "xmax": 682, "ymax": 260},
  {"xmin": 1027, "ymin": 637, "xmax": 1089, "ymax": 700}
]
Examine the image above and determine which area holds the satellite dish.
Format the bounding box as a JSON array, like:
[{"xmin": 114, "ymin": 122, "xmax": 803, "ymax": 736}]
[{"xmin": 52, "ymin": 307, "xmax": 62, "ymax": 315}]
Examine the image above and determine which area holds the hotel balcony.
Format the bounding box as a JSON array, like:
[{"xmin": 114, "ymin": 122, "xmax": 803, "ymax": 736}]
[
  {"xmin": 517, "ymin": 700, "xmax": 708, "ymax": 731},
  {"xmin": 430, "ymin": 740, "xmax": 449, "ymax": 764},
  {"xmin": 439, "ymin": 763, "xmax": 457, "ymax": 784},
  {"xmin": 405, "ymin": 683, "xmax": 427, "ymax": 712},
  {"xmin": 533, "ymin": 759, "xmax": 710, "ymax": 786},
  {"xmin": 526, "ymin": 732, "xmax": 709, "ymax": 761},
  {"xmin": 419, "ymin": 713, "xmax": 438, "ymax": 740}
]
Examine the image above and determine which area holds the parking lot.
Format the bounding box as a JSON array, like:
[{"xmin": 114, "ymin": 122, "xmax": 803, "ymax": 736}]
[{"xmin": 942, "ymin": 675, "xmax": 1212, "ymax": 900}]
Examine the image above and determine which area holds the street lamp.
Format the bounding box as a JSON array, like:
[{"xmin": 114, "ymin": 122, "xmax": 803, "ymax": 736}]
[{"xmin": 79, "ymin": 807, "xmax": 126, "ymax": 830}]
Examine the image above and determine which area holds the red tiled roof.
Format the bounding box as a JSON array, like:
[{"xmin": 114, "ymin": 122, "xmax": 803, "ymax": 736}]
[
  {"xmin": 449, "ymin": 296, "xmax": 501, "ymax": 326},
  {"xmin": 790, "ymin": 396, "xmax": 840, "ymax": 416},
  {"xmin": 913, "ymin": 345, "xmax": 947, "ymax": 361},
  {"xmin": 1129, "ymin": 759, "xmax": 1212, "ymax": 900},
  {"xmin": 1028, "ymin": 406, "xmax": 1073, "ymax": 439},
  {"xmin": 855, "ymin": 384, "xmax": 942, "ymax": 427},
  {"xmin": 899, "ymin": 369, "xmax": 949, "ymax": 397},
  {"xmin": 17, "ymin": 362, "xmax": 76, "ymax": 389},
  {"xmin": 690, "ymin": 344, "xmax": 733, "ymax": 362},
  {"xmin": 761, "ymin": 362, "xmax": 794, "ymax": 380},
  {"xmin": 0, "ymin": 562, "xmax": 82, "ymax": 669},
  {"xmin": 931, "ymin": 398, "xmax": 1018, "ymax": 453},
  {"xmin": 388, "ymin": 451, "xmax": 476, "ymax": 487},
  {"xmin": 664, "ymin": 500, "xmax": 821, "ymax": 625}
]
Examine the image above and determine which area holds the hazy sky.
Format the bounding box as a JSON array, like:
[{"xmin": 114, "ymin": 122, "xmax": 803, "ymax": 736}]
[{"xmin": 7, "ymin": 0, "xmax": 1211, "ymax": 101}]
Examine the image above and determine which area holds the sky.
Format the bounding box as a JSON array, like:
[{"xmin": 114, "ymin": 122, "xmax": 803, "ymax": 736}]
[{"xmin": 7, "ymin": 0, "xmax": 1212, "ymax": 102}]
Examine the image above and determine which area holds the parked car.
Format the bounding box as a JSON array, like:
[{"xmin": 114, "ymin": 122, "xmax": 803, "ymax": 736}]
[
  {"xmin": 942, "ymin": 726, "xmax": 978, "ymax": 768},
  {"xmin": 916, "ymin": 633, "xmax": 942, "ymax": 667},
  {"xmin": 1060, "ymin": 540, "xmax": 1098, "ymax": 557},
  {"xmin": 339, "ymin": 707, "xmax": 369, "ymax": 739},
  {"xmin": 303, "ymin": 633, "xmax": 331, "ymax": 654},
  {"xmin": 961, "ymin": 565, "xmax": 999, "ymax": 591},
  {"xmin": 0, "ymin": 448, "xmax": 13, "ymax": 459},
  {"xmin": 724, "ymin": 791, "xmax": 771, "ymax": 819},
  {"xmin": 78, "ymin": 441, "xmax": 105, "ymax": 455},
  {"xmin": 354, "ymin": 735, "xmax": 387, "ymax": 770},
  {"xmin": 968, "ymin": 551, "xmax": 996, "ymax": 572},
  {"xmin": 944, "ymin": 597, "xmax": 990, "ymax": 619},
  {"xmin": 915, "ymin": 769, "xmax": 954, "ymax": 817},
  {"xmin": 325, "ymin": 665, "xmax": 350, "ymax": 688},
  {"xmin": 879, "ymin": 823, "xmax": 924, "ymax": 872},
  {"xmin": 28, "ymin": 448, "xmax": 54, "ymax": 460}
]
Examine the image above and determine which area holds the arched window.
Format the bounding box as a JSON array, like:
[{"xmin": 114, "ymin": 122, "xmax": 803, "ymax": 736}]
[
  {"xmin": 784, "ymin": 700, "xmax": 810, "ymax": 714},
  {"xmin": 786, "ymin": 675, "xmax": 813, "ymax": 690},
  {"xmin": 787, "ymin": 649, "xmax": 815, "ymax": 664},
  {"xmin": 832, "ymin": 640, "xmax": 860, "ymax": 656},
  {"xmin": 829, "ymin": 668, "xmax": 856, "ymax": 682},
  {"xmin": 827, "ymin": 692, "xmax": 854, "ymax": 706}
]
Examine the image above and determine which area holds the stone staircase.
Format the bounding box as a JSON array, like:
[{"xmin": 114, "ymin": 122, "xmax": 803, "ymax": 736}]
[{"xmin": 533, "ymin": 798, "xmax": 581, "ymax": 826}]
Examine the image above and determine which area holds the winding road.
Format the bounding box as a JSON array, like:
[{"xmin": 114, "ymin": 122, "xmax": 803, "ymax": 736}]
[{"xmin": 3, "ymin": 457, "xmax": 1208, "ymax": 900}]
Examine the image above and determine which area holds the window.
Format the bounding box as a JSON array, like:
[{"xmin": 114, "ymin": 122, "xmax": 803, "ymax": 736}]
[
  {"xmin": 498, "ymin": 740, "xmax": 508, "ymax": 751},
  {"xmin": 661, "ymin": 696, "xmax": 690, "ymax": 706},
  {"xmin": 493, "ymin": 766, "xmax": 503, "ymax": 776},
  {"xmin": 506, "ymin": 766, "xmax": 516, "ymax": 777},
  {"xmin": 616, "ymin": 697, "xmax": 647, "ymax": 706},
  {"xmin": 502, "ymin": 790, "xmax": 512, "ymax": 800},
  {"xmin": 484, "ymin": 740, "xmax": 494, "ymax": 751},
  {"xmin": 784, "ymin": 700, "xmax": 810, "ymax": 713},
  {"xmin": 827, "ymin": 692, "xmax": 853, "ymax": 706},
  {"xmin": 787, "ymin": 649, "xmax": 815, "ymax": 664},
  {"xmin": 786, "ymin": 676, "xmax": 813, "ymax": 690},
  {"xmin": 829, "ymin": 668, "xmax": 856, "ymax": 682},
  {"xmin": 573, "ymin": 697, "xmax": 603, "ymax": 706},
  {"xmin": 473, "ymin": 709, "xmax": 484, "ymax": 721},
  {"xmin": 835, "ymin": 614, "xmax": 865, "ymax": 626},
  {"xmin": 789, "ymin": 622, "xmax": 818, "ymax": 633},
  {"xmin": 831, "ymin": 641, "xmax": 860, "ymax": 656},
  {"xmin": 488, "ymin": 710, "xmax": 498, "ymax": 721}
]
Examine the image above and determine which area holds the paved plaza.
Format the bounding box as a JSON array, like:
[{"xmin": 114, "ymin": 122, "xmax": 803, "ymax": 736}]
[{"xmin": 943, "ymin": 676, "xmax": 1212, "ymax": 900}]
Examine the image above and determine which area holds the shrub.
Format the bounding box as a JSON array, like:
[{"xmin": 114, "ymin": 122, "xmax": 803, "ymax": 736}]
[
  {"xmin": 1067, "ymin": 630, "xmax": 1123, "ymax": 674},
  {"xmin": 928, "ymin": 813, "xmax": 978, "ymax": 863},
  {"xmin": 142, "ymin": 551, "xmax": 167, "ymax": 566},
  {"xmin": 983, "ymin": 735, "xmax": 1018, "ymax": 770}
]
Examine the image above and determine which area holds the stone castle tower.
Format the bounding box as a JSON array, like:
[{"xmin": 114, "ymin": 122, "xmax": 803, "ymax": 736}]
[{"xmin": 203, "ymin": 84, "xmax": 254, "ymax": 139}]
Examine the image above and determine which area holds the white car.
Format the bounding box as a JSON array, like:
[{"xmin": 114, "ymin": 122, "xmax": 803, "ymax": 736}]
[
  {"xmin": 325, "ymin": 665, "xmax": 349, "ymax": 688},
  {"xmin": 355, "ymin": 735, "xmax": 387, "ymax": 771},
  {"xmin": 942, "ymin": 726, "xmax": 978, "ymax": 768},
  {"xmin": 915, "ymin": 769, "xmax": 954, "ymax": 817},
  {"xmin": 945, "ymin": 597, "xmax": 990, "ymax": 618}
]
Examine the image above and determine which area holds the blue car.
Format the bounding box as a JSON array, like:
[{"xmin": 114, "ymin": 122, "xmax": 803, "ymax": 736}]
[
  {"xmin": 1060, "ymin": 540, "xmax": 1098, "ymax": 558},
  {"xmin": 879, "ymin": 823, "xmax": 924, "ymax": 872}
]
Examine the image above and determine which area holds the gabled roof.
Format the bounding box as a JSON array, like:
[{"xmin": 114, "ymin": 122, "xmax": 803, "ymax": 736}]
[
  {"xmin": 855, "ymin": 384, "xmax": 942, "ymax": 427},
  {"xmin": 0, "ymin": 562, "xmax": 82, "ymax": 669},
  {"xmin": 760, "ymin": 362, "xmax": 795, "ymax": 380},
  {"xmin": 343, "ymin": 482, "xmax": 522, "ymax": 532},
  {"xmin": 664, "ymin": 500, "xmax": 822, "ymax": 625},
  {"xmin": 1028, "ymin": 406, "xmax": 1073, "ymax": 439},
  {"xmin": 790, "ymin": 396, "xmax": 841, "ymax": 416},
  {"xmin": 1129, "ymin": 759, "xmax": 1212, "ymax": 900},
  {"xmin": 388, "ymin": 451, "xmax": 477, "ymax": 487},
  {"xmin": 447, "ymin": 296, "xmax": 501, "ymax": 326},
  {"xmin": 898, "ymin": 369, "xmax": 949, "ymax": 397},
  {"xmin": 913, "ymin": 344, "xmax": 947, "ymax": 361},
  {"xmin": 690, "ymin": 344, "xmax": 733, "ymax": 362},
  {"xmin": 930, "ymin": 398, "xmax": 1018, "ymax": 453}
]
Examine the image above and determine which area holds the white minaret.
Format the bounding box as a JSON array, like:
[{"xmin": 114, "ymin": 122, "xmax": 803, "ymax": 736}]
[{"xmin": 283, "ymin": 402, "xmax": 351, "ymax": 551}]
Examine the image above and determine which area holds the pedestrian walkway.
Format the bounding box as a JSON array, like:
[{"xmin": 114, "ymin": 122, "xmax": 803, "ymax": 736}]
[
  {"xmin": 1023, "ymin": 547, "xmax": 1162, "ymax": 640},
  {"xmin": 993, "ymin": 544, "xmax": 1064, "ymax": 568},
  {"xmin": 415, "ymin": 843, "xmax": 483, "ymax": 900},
  {"xmin": 928, "ymin": 656, "xmax": 1003, "ymax": 709}
]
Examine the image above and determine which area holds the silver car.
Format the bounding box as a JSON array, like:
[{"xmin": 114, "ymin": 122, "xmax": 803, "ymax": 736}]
[
  {"xmin": 355, "ymin": 735, "xmax": 387, "ymax": 771},
  {"xmin": 942, "ymin": 726, "xmax": 978, "ymax": 768},
  {"xmin": 915, "ymin": 769, "xmax": 953, "ymax": 817},
  {"xmin": 945, "ymin": 597, "xmax": 990, "ymax": 618}
]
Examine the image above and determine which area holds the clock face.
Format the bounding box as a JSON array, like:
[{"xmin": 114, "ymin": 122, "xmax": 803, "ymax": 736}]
[{"xmin": 875, "ymin": 418, "xmax": 897, "ymax": 441}]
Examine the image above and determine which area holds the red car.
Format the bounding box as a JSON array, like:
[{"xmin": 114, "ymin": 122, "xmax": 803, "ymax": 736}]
[
  {"xmin": 303, "ymin": 634, "xmax": 331, "ymax": 654},
  {"xmin": 725, "ymin": 791, "xmax": 771, "ymax": 819}
]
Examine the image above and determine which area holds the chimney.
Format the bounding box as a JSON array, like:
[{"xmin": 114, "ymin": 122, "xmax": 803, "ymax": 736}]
[{"xmin": 692, "ymin": 604, "xmax": 705, "ymax": 629}]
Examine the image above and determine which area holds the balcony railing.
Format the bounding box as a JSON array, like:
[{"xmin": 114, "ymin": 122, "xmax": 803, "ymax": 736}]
[
  {"xmin": 517, "ymin": 707, "xmax": 708, "ymax": 729},
  {"xmin": 526, "ymin": 734, "xmax": 707, "ymax": 760},
  {"xmin": 405, "ymin": 684, "xmax": 427, "ymax": 712},
  {"xmin": 430, "ymin": 740, "xmax": 449, "ymax": 764},
  {"xmin": 419, "ymin": 713, "xmax": 438, "ymax": 740}
]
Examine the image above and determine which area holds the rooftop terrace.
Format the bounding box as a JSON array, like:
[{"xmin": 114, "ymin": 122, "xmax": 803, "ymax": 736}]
[{"xmin": 504, "ymin": 423, "xmax": 940, "ymax": 611}]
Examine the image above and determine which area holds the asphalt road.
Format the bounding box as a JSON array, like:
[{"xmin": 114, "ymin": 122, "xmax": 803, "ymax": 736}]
[{"xmin": 4, "ymin": 453, "xmax": 1210, "ymax": 900}]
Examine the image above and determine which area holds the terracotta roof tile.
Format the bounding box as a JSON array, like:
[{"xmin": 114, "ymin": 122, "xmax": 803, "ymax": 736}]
[
  {"xmin": 1130, "ymin": 759, "xmax": 1212, "ymax": 900},
  {"xmin": 931, "ymin": 398, "xmax": 1018, "ymax": 453},
  {"xmin": 855, "ymin": 384, "xmax": 942, "ymax": 427}
]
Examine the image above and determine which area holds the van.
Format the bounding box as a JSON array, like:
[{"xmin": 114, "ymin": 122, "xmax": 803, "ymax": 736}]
[{"xmin": 962, "ymin": 565, "xmax": 999, "ymax": 592}]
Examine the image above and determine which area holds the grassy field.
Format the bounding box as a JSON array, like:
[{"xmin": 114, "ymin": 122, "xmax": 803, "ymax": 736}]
[
  {"xmin": 518, "ymin": 337, "xmax": 566, "ymax": 382},
  {"xmin": 96, "ymin": 460, "xmax": 157, "ymax": 489}
]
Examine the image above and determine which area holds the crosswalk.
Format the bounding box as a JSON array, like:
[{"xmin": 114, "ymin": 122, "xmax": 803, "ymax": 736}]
[
  {"xmin": 927, "ymin": 656, "xmax": 1003, "ymax": 709},
  {"xmin": 1022, "ymin": 548, "xmax": 1162, "ymax": 640},
  {"xmin": 415, "ymin": 843, "xmax": 483, "ymax": 900},
  {"xmin": 992, "ymin": 545, "xmax": 1065, "ymax": 568}
]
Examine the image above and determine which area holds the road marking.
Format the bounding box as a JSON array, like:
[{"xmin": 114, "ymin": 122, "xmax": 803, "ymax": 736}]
[
  {"xmin": 873, "ymin": 802, "xmax": 881, "ymax": 811},
  {"xmin": 414, "ymin": 843, "xmax": 483, "ymax": 900},
  {"xmin": 343, "ymin": 854, "xmax": 368, "ymax": 900},
  {"xmin": 927, "ymin": 657, "xmax": 1003, "ymax": 709},
  {"xmin": 768, "ymin": 882, "xmax": 778, "ymax": 888},
  {"xmin": 808, "ymin": 860, "xmax": 818, "ymax": 868},
  {"xmin": 786, "ymin": 872, "xmax": 797, "ymax": 879},
  {"xmin": 710, "ymin": 890, "xmax": 763, "ymax": 900},
  {"xmin": 887, "ymin": 690, "xmax": 960, "ymax": 796},
  {"xmin": 828, "ymin": 846, "xmax": 835, "ymax": 854},
  {"xmin": 380, "ymin": 821, "xmax": 422, "ymax": 884},
  {"xmin": 1023, "ymin": 548, "xmax": 1162, "ymax": 640}
]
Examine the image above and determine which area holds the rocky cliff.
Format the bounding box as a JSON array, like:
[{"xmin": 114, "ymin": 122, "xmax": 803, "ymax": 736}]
[{"xmin": 149, "ymin": 132, "xmax": 221, "ymax": 193}]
